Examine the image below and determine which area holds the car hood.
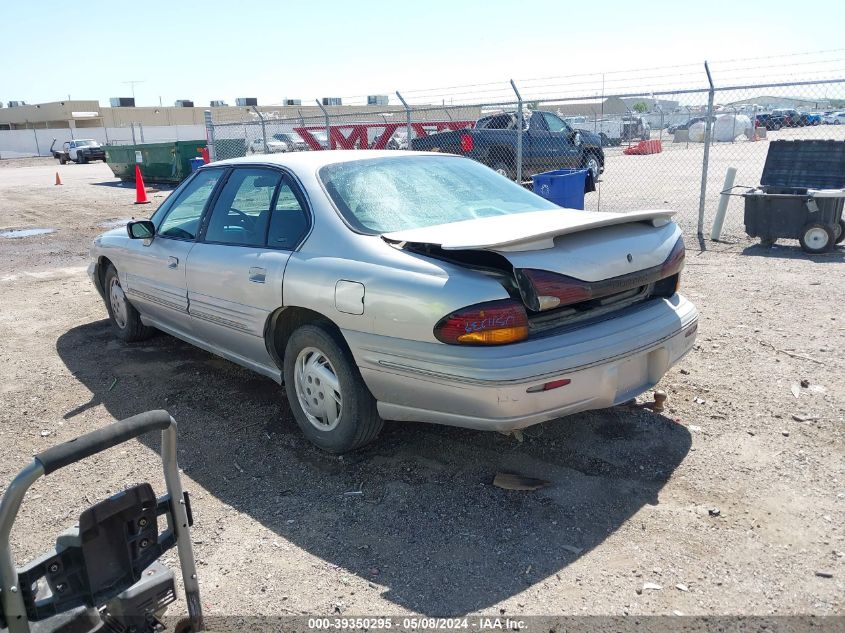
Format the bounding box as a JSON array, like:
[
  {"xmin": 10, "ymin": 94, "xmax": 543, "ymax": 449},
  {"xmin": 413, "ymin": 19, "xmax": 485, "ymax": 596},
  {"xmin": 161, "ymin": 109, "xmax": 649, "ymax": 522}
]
[
  {"xmin": 382, "ymin": 208, "xmax": 675, "ymax": 252},
  {"xmin": 578, "ymin": 130, "xmax": 602, "ymax": 146}
]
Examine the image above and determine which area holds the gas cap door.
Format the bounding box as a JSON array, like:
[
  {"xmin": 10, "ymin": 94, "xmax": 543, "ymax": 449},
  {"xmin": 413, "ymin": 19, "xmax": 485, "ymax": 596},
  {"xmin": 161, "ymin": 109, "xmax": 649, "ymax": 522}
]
[{"xmin": 335, "ymin": 280, "xmax": 365, "ymax": 315}]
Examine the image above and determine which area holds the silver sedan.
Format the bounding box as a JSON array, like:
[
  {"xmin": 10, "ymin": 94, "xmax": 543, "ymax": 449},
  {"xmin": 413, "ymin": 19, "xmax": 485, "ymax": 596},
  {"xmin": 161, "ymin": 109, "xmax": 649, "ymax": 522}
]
[{"xmin": 88, "ymin": 151, "xmax": 698, "ymax": 452}]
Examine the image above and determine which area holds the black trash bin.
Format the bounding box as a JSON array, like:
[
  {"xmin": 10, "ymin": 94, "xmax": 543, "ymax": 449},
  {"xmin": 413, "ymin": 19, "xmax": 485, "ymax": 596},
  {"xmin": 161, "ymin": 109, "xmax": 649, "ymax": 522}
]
[{"xmin": 741, "ymin": 140, "xmax": 845, "ymax": 253}]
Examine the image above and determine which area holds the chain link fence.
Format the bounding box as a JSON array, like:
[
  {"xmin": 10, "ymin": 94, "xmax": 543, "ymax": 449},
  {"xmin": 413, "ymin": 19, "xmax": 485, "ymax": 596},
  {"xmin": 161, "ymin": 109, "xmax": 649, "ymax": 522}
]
[{"xmin": 204, "ymin": 67, "xmax": 845, "ymax": 241}]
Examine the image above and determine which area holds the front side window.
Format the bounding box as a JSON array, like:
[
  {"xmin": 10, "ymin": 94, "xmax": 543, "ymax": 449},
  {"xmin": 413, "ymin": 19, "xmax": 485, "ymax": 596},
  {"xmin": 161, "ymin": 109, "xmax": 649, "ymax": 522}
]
[
  {"xmin": 319, "ymin": 155, "xmax": 556, "ymax": 234},
  {"xmin": 204, "ymin": 169, "xmax": 282, "ymax": 247},
  {"xmin": 157, "ymin": 169, "xmax": 224, "ymax": 240},
  {"xmin": 542, "ymin": 113, "xmax": 569, "ymax": 133}
]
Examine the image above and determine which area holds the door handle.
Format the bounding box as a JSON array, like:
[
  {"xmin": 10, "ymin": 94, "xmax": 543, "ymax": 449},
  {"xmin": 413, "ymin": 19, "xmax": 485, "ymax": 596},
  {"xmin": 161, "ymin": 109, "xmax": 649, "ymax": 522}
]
[
  {"xmin": 249, "ymin": 267, "xmax": 267, "ymax": 283},
  {"xmin": 168, "ymin": 256, "xmax": 179, "ymax": 269}
]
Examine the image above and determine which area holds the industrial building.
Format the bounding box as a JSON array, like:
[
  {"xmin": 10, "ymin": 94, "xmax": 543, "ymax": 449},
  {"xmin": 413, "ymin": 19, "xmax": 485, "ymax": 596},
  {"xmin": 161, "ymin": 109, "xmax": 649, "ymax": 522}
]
[{"xmin": 0, "ymin": 99, "xmax": 414, "ymax": 130}]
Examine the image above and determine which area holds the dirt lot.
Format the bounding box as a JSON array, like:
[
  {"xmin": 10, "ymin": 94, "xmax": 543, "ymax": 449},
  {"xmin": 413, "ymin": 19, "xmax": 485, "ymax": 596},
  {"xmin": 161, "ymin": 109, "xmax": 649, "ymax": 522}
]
[{"xmin": 0, "ymin": 158, "xmax": 843, "ymax": 625}]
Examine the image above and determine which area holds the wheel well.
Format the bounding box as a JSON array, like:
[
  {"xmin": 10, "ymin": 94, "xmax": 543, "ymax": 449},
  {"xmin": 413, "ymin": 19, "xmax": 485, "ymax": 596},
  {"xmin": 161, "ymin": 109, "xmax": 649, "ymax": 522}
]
[
  {"xmin": 96, "ymin": 256, "xmax": 114, "ymax": 292},
  {"xmin": 265, "ymin": 306, "xmax": 345, "ymax": 370}
]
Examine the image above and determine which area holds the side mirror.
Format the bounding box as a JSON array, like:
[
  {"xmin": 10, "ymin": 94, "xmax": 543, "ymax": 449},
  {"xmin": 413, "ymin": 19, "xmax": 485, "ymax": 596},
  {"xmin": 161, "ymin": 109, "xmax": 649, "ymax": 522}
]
[
  {"xmin": 127, "ymin": 220, "xmax": 155, "ymax": 239},
  {"xmin": 572, "ymin": 131, "xmax": 583, "ymax": 146}
]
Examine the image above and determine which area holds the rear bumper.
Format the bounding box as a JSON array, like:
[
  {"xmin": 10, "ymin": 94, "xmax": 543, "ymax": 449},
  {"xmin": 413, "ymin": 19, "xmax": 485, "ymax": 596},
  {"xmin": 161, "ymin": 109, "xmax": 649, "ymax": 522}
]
[{"xmin": 345, "ymin": 295, "xmax": 698, "ymax": 431}]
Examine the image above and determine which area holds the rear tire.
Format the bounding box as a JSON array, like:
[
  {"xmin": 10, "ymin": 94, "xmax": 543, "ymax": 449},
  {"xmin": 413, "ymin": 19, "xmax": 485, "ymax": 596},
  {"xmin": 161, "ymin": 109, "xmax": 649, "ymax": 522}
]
[
  {"xmin": 283, "ymin": 324, "xmax": 383, "ymax": 453},
  {"xmin": 103, "ymin": 265, "xmax": 155, "ymax": 342},
  {"xmin": 59, "ymin": 155, "xmax": 67, "ymax": 165},
  {"xmin": 798, "ymin": 222, "xmax": 834, "ymax": 254},
  {"xmin": 490, "ymin": 160, "xmax": 515, "ymax": 181}
]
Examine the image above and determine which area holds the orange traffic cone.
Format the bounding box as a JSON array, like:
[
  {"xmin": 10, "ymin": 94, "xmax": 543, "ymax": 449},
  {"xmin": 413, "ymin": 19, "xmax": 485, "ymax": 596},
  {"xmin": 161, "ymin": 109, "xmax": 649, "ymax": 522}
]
[
  {"xmin": 134, "ymin": 165, "xmax": 150, "ymax": 204},
  {"xmin": 55, "ymin": 172, "xmax": 62, "ymax": 186}
]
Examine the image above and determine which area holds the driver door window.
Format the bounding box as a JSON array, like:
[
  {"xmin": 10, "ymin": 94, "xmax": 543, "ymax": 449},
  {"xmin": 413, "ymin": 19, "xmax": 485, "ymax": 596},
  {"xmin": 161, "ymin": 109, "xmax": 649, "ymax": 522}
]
[
  {"xmin": 158, "ymin": 169, "xmax": 224, "ymax": 240},
  {"xmin": 204, "ymin": 169, "xmax": 282, "ymax": 246},
  {"xmin": 542, "ymin": 112, "xmax": 570, "ymax": 133}
]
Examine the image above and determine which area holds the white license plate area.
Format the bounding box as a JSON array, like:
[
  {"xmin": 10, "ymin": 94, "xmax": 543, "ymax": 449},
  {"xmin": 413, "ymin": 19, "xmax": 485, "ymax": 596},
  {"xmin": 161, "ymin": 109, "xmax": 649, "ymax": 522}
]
[{"xmin": 616, "ymin": 354, "xmax": 648, "ymax": 395}]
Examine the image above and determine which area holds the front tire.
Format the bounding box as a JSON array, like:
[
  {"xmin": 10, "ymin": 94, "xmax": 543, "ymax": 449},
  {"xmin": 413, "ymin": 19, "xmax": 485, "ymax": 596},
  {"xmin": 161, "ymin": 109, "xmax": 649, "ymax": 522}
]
[
  {"xmin": 583, "ymin": 153, "xmax": 601, "ymax": 181},
  {"xmin": 799, "ymin": 223, "xmax": 834, "ymax": 254},
  {"xmin": 103, "ymin": 265, "xmax": 155, "ymax": 342},
  {"xmin": 283, "ymin": 324, "xmax": 383, "ymax": 453}
]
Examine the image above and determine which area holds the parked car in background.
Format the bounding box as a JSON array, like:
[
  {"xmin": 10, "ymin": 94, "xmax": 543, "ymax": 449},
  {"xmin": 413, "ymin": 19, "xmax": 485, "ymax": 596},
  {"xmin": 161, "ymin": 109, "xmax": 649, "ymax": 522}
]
[
  {"xmin": 823, "ymin": 111, "xmax": 845, "ymax": 125},
  {"xmin": 754, "ymin": 113, "xmax": 784, "ymax": 131},
  {"xmin": 772, "ymin": 109, "xmax": 802, "ymax": 127},
  {"xmin": 88, "ymin": 151, "xmax": 697, "ymax": 452},
  {"xmin": 51, "ymin": 138, "xmax": 106, "ymax": 164},
  {"xmin": 411, "ymin": 110, "xmax": 604, "ymax": 181},
  {"xmin": 249, "ymin": 132, "xmax": 308, "ymax": 154},
  {"xmin": 668, "ymin": 116, "xmax": 715, "ymax": 134},
  {"xmin": 798, "ymin": 112, "xmax": 822, "ymax": 126}
]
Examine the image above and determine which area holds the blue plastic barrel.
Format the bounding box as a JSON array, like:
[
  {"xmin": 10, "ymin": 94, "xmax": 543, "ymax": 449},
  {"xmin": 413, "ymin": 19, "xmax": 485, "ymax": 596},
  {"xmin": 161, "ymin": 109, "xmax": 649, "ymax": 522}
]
[
  {"xmin": 531, "ymin": 169, "xmax": 588, "ymax": 209},
  {"xmin": 189, "ymin": 157, "xmax": 205, "ymax": 173}
]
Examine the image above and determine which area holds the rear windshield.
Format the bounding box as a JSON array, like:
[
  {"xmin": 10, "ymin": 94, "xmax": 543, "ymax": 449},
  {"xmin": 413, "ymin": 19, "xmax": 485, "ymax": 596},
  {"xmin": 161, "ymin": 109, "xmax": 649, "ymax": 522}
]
[{"xmin": 318, "ymin": 155, "xmax": 556, "ymax": 234}]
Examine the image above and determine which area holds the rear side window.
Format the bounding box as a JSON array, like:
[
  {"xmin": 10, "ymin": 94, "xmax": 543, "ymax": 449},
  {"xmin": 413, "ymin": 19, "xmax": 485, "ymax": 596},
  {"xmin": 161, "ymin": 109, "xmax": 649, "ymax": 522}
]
[
  {"xmin": 157, "ymin": 170, "xmax": 224, "ymax": 240},
  {"xmin": 266, "ymin": 180, "xmax": 309, "ymax": 248}
]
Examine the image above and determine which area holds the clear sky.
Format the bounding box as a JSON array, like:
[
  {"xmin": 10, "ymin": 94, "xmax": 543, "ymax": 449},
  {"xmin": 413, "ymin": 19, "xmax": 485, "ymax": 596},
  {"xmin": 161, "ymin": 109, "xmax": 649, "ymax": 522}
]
[{"xmin": 2, "ymin": 0, "xmax": 843, "ymax": 107}]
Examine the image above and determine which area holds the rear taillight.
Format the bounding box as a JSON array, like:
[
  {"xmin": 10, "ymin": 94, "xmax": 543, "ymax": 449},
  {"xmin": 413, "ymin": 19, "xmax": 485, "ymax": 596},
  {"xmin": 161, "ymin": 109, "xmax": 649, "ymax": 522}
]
[
  {"xmin": 661, "ymin": 236, "xmax": 685, "ymax": 277},
  {"xmin": 460, "ymin": 133, "xmax": 474, "ymax": 153},
  {"xmin": 519, "ymin": 270, "xmax": 591, "ymax": 311},
  {"xmin": 434, "ymin": 299, "xmax": 528, "ymax": 345}
]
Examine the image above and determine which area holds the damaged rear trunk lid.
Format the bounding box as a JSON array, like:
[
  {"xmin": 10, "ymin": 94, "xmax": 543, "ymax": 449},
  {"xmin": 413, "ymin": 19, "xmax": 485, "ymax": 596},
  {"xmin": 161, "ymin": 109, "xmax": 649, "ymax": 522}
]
[{"xmin": 383, "ymin": 209, "xmax": 685, "ymax": 330}]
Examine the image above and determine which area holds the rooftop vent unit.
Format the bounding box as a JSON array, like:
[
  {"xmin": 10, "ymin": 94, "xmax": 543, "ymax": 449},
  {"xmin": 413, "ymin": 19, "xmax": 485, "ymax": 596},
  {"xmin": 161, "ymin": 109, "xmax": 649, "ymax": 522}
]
[
  {"xmin": 175, "ymin": 100, "xmax": 194, "ymax": 107},
  {"xmin": 367, "ymin": 95, "xmax": 389, "ymax": 106},
  {"xmin": 210, "ymin": 100, "xmax": 228, "ymax": 107},
  {"xmin": 8, "ymin": 101, "xmax": 27, "ymax": 108},
  {"xmin": 109, "ymin": 97, "xmax": 135, "ymax": 107},
  {"xmin": 236, "ymin": 97, "xmax": 258, "ymax": 107},
  {"xmin": 283, "ymin": 99, "xmax": 302, "ymax": 106},
  {"xmin": 322, "ymin": 97, "xmax": 342, "ymax": 106}
]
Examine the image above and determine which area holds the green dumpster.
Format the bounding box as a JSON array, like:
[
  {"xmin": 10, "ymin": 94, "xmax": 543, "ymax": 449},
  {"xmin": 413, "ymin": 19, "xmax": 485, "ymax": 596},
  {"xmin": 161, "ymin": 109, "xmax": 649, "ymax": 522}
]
[{"xmin": 104, "ymin": 140, "xmax": 207, "ymax": 184}]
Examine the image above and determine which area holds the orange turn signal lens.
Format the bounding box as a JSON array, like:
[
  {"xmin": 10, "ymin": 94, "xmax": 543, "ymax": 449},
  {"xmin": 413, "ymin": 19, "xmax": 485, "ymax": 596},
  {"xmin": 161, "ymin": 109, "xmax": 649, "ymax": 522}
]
[{"xmin": 457, "ymin": 325, "xmax": 529, "ymax": 345}]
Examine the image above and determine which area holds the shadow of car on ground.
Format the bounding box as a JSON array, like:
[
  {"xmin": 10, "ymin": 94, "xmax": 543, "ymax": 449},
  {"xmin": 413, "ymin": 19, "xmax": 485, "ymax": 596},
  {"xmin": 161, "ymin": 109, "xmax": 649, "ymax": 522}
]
[{"xmin": 57, "ymin": 320, "xmax": 691, "ymax": 616}]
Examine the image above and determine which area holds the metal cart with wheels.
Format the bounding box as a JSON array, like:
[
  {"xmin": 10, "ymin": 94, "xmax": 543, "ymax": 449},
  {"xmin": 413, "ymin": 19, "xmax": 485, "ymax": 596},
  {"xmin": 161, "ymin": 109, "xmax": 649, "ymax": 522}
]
[
  {"xmin": 0, "ymin": 410, "xmax": 204, "ymax": 633},
  {"xmin": 735, "ymin": 139, "xmax": 845, "ymax": 253}
]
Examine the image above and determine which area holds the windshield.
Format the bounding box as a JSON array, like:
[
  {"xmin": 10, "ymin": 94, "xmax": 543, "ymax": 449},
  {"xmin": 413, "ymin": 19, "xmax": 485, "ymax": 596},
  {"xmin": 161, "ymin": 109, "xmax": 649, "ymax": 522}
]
[
  {"xmin": 76, "ymin": 140, "xmax": 98, "ymax": 146},
  {"xmin": 319, "ymin": 155, "xmax": 557, "ymax": 234}
]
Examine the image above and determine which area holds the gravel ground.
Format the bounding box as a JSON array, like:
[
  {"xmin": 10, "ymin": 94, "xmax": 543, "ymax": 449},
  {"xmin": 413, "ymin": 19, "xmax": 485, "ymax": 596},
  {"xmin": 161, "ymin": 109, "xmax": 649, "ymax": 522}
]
[{"xmin": 0, "ymin": 158, "xmax": 842, "ymax": 627}]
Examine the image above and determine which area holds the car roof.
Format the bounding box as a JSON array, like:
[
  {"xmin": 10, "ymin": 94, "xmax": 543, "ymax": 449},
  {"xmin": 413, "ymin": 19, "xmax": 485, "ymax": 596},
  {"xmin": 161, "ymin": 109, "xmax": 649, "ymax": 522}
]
[{"xmin": 211, "ymin": 150, "xmax": 446, "ymax": 171}]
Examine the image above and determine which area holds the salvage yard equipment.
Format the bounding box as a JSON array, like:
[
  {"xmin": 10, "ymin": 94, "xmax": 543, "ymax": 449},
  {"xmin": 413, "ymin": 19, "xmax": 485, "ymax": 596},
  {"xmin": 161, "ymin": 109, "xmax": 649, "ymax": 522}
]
[
  {"xmin": 104, "ymin": 140, "xmax": 207, "ymax": 184},
  {"xmin": 0, "ymin": 411, "xmax": 204, "ymax": 633},
  {"xmin": 734, "ymin": 140, "xmax": 845, "ymax": 253}
]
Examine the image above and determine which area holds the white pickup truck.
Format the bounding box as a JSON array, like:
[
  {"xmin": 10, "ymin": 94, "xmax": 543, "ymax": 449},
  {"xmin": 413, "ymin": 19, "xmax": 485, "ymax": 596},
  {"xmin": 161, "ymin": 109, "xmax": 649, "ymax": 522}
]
[{"xmin": 51, "ymin": 139, "xmax": 107, "ymax": 164}]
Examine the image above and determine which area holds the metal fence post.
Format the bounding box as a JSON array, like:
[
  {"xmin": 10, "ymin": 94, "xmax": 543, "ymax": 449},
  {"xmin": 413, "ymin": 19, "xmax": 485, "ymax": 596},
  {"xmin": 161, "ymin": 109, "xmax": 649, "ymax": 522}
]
[
  {"xmin": 32, "ymin": 128, "xmax": 40, "ymax": 156},
  {"xmin": 139, "ymin": 122, "xmax": 145, "ymax": 144},
  {"xmin": 316, "ymin": 100, "xmax": 331, "ymax": 150},
  {"xmin": 204, "ymin": 110, "xmax": 216, "ymax": 162},
  {"xmin": 396, "ymin": 91, "xmax": 412, "ymax": 151},
  {"xmin": 697, "ymin": 61, "xmax": 715, "ymax": 239},
  {"xmin": 252, "ymin": 106, "xmax": 267, "ymax": 153},
  {"xmin": 510, "ymin": 79, "xmax": 523, "ymax": 183}
]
